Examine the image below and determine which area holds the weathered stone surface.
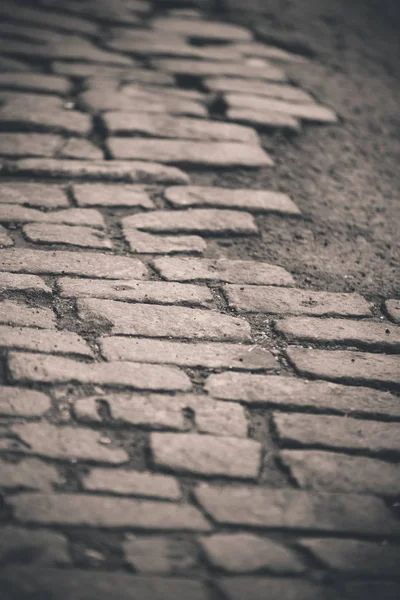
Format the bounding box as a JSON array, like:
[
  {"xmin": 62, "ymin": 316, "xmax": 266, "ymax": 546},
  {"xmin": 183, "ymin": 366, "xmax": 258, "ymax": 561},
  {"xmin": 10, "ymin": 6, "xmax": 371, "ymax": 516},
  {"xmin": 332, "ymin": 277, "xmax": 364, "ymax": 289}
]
[
  {"xmin": 274, "ymin": 412, "xmax": 400, "ymax": 454},
  {"xmin": 0, "ymin": 225, "xmax": 13, "ymax": 247},
  {"xmin": 165, "ymin": 186, "xmax": 300, "ymax": 214},
  {"xmin": 226, "ymin": 92, "xmax": 315, "ymax": 111},
  {"xmin": 386, "ymin": 299, "xmax": 400, "ymax": 323},
  {"xmin": 0, "ymin": 72, "xmax": 71, "ymax": 95},
  {"xmin": 77, "ymin": 298, "xmax": 251, "ymax": 341},
  {"xmin": 7, "ymin": 159, "xmax": 190, "ymax": 184},
  {"xmin": 281, "ymin": 450, "xmax": 400, "ymax": 495},
  {"xmin": 0, "ymin": 133, "xmax": 61, "ymax": 157},
  {"xmin": 205, "ymin": 373, "xmax": 400, "ymax": 418},
  {"xmin": 0, "ymin": 300, "xmax": 56, "ymax": 329},
  {"xmin": 109, "ymin": 139, "xmax": 273, "ymax": 167},
  {"xmin": 59, "ymin": 277, "xmax": 213, "ymax": 307},
  {"xmin": 195, "ymin": 483, "xmax": 400, "ymax": 535},
  {"xmin": 8, "ymin": 352, "xmax": 191, "ymax": 391},
  {"xmin": 275, "ymin": 317, "xmax": 400, "ymax": 351},
  {"xmin": 58, "ymin": 138, "xmax": 104, "ymax": 160},
  {"xmin": 108, "ymin": 37, "xmax": 241, "ymax": 61},
  {"xmin": 104, "ymin": 113, "xmax": 259, "ymax": 144},
  {"xmin": 301, "ymin": 538, "xmax": 400, "ymax": 576},
  {"xmin": 200, "ymin": 533, "xmax": 305, "ymax": 573},
  {"xmin": 23, "ymin": 223, "xmax": 112, "ymax": 249},
  {"xmin": 151, "ymin": 18, "xmax": 253, "ymax": 41},
  {"xmin": 100, "ymin": 337, "xmax": 275, "ymax": 371},
  {"xmin": 0, "ymin": 272, "xmax": 51, "ymax": 293},
  {"xmin": 0, "ymin": 205, "xmax": 104, "ymax": 228},
  {"xmin": 0, "ymin": 527, "xmax": 70, "ymax": 565},
  {"xmin": 72, "ymin": 184, "xmax": 154, "ymax": 208},
  {"xmin": 218, "ymin": 578, "xmax": 337, "ymax": 600},
  {"xmin": 82, "ymin": 91, "xmax": 206, "ymax": 116},
  {"xmin": 0, "ymin": 325, "xmax": 92, "ymax": 356},
  {"xmin": 154, "ymin": 59, "xmax": 286, "ymax": 81},
  {"xmin": 120, "ymin": 84, "xmax": 205, "ymax": 102},
  {"xmin": 74, "ymin": 393, "xmax": 247, "ymax": 438},
  {"xmin": 0, "ymin": 458, "xmax": 61, "ymax": 490},
  {"xmin": 8, "ymin": 494, "xmax": 211, "ymax": 531},
  {"xmin": 123, "ymin": 228, "xmax": 206, "ymax": 255},
  {"xmin": 125, "ymin": 209, "xmax": 257, "ymax": 235},
  {"xmin": 239, "ymin": 98, "xmax": 337, "ymax": 123},
  {"xmin": 0, "ymin": 567, "xmax": 209, "ymax": 599},
  {"xmin": 6, "ymin": 422, "xmax": 128, "ymax": 463},
  {"xmin": 227, "ymin": 285, "xmax": 371, "ymax": 315},
  {"xmin": 0, "ymin": 386, "xmax": 51, "ymax": 417},
  {"xmin": 123, "ymin": 535, "xmax": 195, "ymax": 573},
  {"xmin": 228, "ymin": 107, "xmax": 300, "ymax": 133},
  {"xmin": 0, "ymin": 249, "xmax": 147, "ymax": 279},
  {"xmin": 0, "ymin": 3, "xmax": 98, "ymax": 34},
  {"xmin": 287, "ymin": 348, "xmax": 400, "ymax": 387},
  {"xmin": 0, "ymin": 183, "xmax": 69, "ymax": 208},
  {"xmin": 205, "ymin": 77, "xmax": 312, "ymax": 101},
  {"xmin": 237, "ymin": 42, "xmax": 309, "ymax": 64},
  {"xmin": 155, "ymin": 258, "xmax": 294, "ymax": 285},
  {"xmin": 151, "ymin": 432, "xmax": 261, "ymax": 478},
  {"xmin": 53, "ymin": 62, "xmax": 174, "ymax": 84},
  {"xmin": 83, "ymin": 469, "xmax": 181, "ymax": 500}
]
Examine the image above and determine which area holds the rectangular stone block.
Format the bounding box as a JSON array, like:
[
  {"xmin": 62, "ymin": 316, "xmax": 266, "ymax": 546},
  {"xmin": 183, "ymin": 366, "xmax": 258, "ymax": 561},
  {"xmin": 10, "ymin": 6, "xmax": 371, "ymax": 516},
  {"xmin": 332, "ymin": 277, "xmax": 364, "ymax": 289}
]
[
  {"xmin": 151, "ymin": 18, "xmax": 253, "ymax": 41},
  {"xmin": 227, "ymin": 107, "xmax": 300, "ymax": 133},
  {"xmin": 8, "ymin": 352, "xmax": 191, "ymax": 391},
  {"xmin": 0, "ymin": 133, "xmax": 61, "ymax": 158},
  {"xmin": 23, "ymin": 223, "xmax": 112, "ymax": 249},
  {"xmin": 0, "ymin": 325, "xmax": 93, "ymax": 356},
  {"xmin": 154, "ymin": 59, "xmax": 286, "ymax": 82},
  {"xmin": 0, "ymin": 205, "xmax": 104, "ymax": 228},
  {"xmin": 82, "ymin": 469, "xmax": 181, "ymax": 500},
  {"xmin": 154, "ymin": 257, "xmax": 294, "ymax": 285},
  {"xmin": 226, "ymin": 92, "xmax": 315, "ymax": 111},
  {"xmin": 0, "ymin": 526, "xmax": 69, "ymax": 565},
  {"xmin": 0, "ymin": 300, "xmax": 56, "ymax": 329},
  {"xmin": 0, "ymin": 72, "xmax": 71, "ymax": 95},
  {"xmin": 0, "ymin": 182, "xmax": 69, "ymax": 208},
  {"xmin": 123, "ymin": 228, "xmax": 206, "ymax": 254},
  {"xmin": 226, "ymin": 285, "xmax": 371, "ymax": 316},
  {"xmin": 0, "ymin": 386, "xmax": 50, "ymax": 417},
  {"xmin": 77, "ymin": 297, "xmax": 251, "ymax": 341},
  {"xmin": 237, "ymin": 97, "xmax": 337, "ymax": 123},
  {"xmin": 82, "ymin": 90, "xmax": 207, "ymax": 116},
  {"xmin": 0, "ymin": 458, "xmax": 61, "ymax": 490},
  {"xmin": 386, "ymin": 299, "xmax": 400, "ymax": 323},
  {"xmin": 72, "ymin": 183, "xmax": 154, "ymax": 208},
  {"xmin": 205, "ymin": 77, "xmax": 312, "ymax": 101},
  {"xmin": 0, "ymin": 272, "xmax": 51, "ymax": 293}
]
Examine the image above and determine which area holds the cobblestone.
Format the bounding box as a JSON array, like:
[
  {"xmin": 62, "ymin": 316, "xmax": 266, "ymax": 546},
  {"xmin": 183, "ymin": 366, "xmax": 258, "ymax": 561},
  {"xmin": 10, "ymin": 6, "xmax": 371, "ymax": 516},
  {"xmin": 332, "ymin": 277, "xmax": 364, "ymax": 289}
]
[
  {"xmin": 123, "ymin": 536, "xmax": 195, "ymax": 573},
  {"xmin": 0, "ymin": 183, "xmax": 69, "ymax": 208},
  {"xmin": 82, "ymin": 469, "xmax": 181, "ymax": 500},
  {"xmin": 195, "ymin": 483, "xmax": 400, "ymax": 535},
  {"xmin": 82, "ymin": 91, "xmax": 207, "ymax": 116},
  {"xmin": 287, "ymin": 348, "xmax": 400, "ymax": 387},
  {"xmin": 0, "ymin": 325, "xmax": 92, "ymax": 356},
  {"xmin": 237, "ymin": 42, "xmax": 309, "ymax": 63},
  {"xmin": 155, "ymin": 257, "xmax": 294, "ymax": 285},
  {"xmin": 165, "ymin": 186, "xmax": 301, "ymax": 214},
  {"xmin": 58, "ymin": 138, "xmax": 104, "ymax": 160},
  {"xmin": 205, "ymin": 373, "xmax": 400, "ymax": 417},
  {"xmin": 59, "ymin": 277, "xmax": 213, "ymax": 307},
  {"xmin": 0, "ymin": 249, "xmax": 147, "ymax": 279},
  {"xmin": 0, "ymin": 527, "xmax": 70, "ymax": 565},
  {"xmin": 199, "ymin": 533, "xmax": 305, "ymax": 573},
  {"xmin": 0, "ymin": 225, "xmax": 13, "ymax": 247},
  {"xmin": 124, "ymin": 209, "xmax": 258, "ymax": 235},
  {"xmin": 242, "ymin": 98, "xmax": 337, "ymax": 123},
  {"xmin": 0, "ymin": 272, "xmax": 52, "ymax": 293},
  {"xmin": 228, "ymin": 107, "xmax": 301, "ymax": 133},
  {"xmin": 0, "ymin": 386, "xmax": 51, "ymax": 417},
  {"xmin": 8, "ymin": 493, "xmax": 211, "ymax": 531},
  {"xmin": 273, "ymin": 412, "xmax": 400, "ymax": 455},
  {"xmin": 0, "ymin": 205, "xmax": 105, "ymax": 228},
  {"xmin": 109, "ymin": 139, "xmax": 273, "ymax": 167},
  {"xmin": 280, "ymin": 450, "xmax": 400, "ymax": 494},
  {"xmin": 0, "ymin": 72, "xmax": 71, "ymax": 95},
  {"xmin": 218, "ymin": 578, "xmax": 337, "ymax": 600},
  {"xmin": 77, "ymin": 297, "xmax": 251, "ymax": 340},
  {"xmin": 275, "ymin": 316, "xmax": 400, "ymax": 351},
  {"xmin": 154, "ymin": 59, "xmax": 286, "ymax": 82},
  {"xmin": 386, "ymin": 299, "xmax": 400, "ymax": 323},
  {"xmin": 0, "ymin": 458, "xmax": 61, "ymax": 490},
  {"xmin": 151, "ymin": 432, "xmax": 261, "ymax": 478},
  {"xmin": 0, "ymin": 300, "xmax": 56, "ymax": 328},
  {"xmin": 226, "ymin": 285, "xmax": 371, "ymax": 315},
  {"xmin": 72, "ymin": 184, "xmax": 154, "ymax": 208},
  {"xmin": 23, "ymin": 223, "xmax": 112, "ymax": 249},
  {"xmin": 151, "ymin": 18, "xmax": 253, "ymax": 41},
  {"xmin": 205, "ymin": 78, "xmax": 312, "ymax": 101},
  {"xmin": 100, "ymin": 337, "xmax": 274, "ymax": 370},
  {"xmin": 8, "ymin": 352, "xmax": 191, "ymax": 391},
  {"xmin": 123, "ymin": 228, "xmax": 206, "ymax": 254},
  {"xmin": 0, "ymin": 3, "xmax": 98, "ymax": 34},
  {"xmin": 0, "ymin": 133, "xmax": 61, "ymax": 158}
]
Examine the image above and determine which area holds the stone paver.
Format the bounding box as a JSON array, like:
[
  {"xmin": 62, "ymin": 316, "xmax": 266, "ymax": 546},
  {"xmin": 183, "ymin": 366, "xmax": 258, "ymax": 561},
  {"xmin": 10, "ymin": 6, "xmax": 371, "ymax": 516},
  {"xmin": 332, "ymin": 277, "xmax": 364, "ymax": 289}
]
[
  {"xmin": 154, "ymin": 257, "xmax": 294, "ymax": 285},
  {"xmin": 123, "ymin": 229, "xmax": 207, "ymax": 254},
  {"xmin": 8, "ymin": 352, "xmax": 191, "ymax": 391},
  {"xmin": 123, "ymin": 536, "xmax": 195, "ymax": 573},
  {"xmin": 0, "ymin": 386, "xmax": 51, "ymax": 417},
  {"xmin": 0, "ymin": 205, "xmax": 105, "ymax": 228},
  {"xmin": 109, "ymin": 139, "xmax": 273, "ymax": 167},
  {"xmin": 0, "ymin": 249, "xmax": 147, "ymax": 279},
  {"xmin": 287, "ymin": 348, "xmax": 400, "ymax": 387},
  {"xmin": 280, "ymin": 450, "xmax": 400, "ymax": 495},
  {"xmin": 218, "ymin": 578, "xmax": 337, "ymax": 600},
  {"xmin": 0, "ymin": 458, "xmax": 61, "ymax": 490},
  {"xmin": 205, "ymin": 373, "xmax": 400, "ymax": 417},
  {"xmin": 104, "ymin": 113, "xmax": 259, "ymax": 144},
  {"xmin": 59, "ymin": 277, "xmax": 213, "ymax": 307},
  {"xmin": 227, "ymin": 107, "xmax": 301, "ymax": 133},
  {"xmin": 195, "ymin": 484, "xmax": 400, "ymax": 535},
  {"xmin": 0, "ymin": 225, "xmax": 13, "ymax": 247},
  {"xmin": 165, "ymin": 186, "xmax": 301, "ymax": 214},
  {"xmin": 275, "ymin": 317, "xmax": 400, "ymax": 351},
  {"xmin": 72, "ymin": 184, "xmax": 154, "ymax": 208},
  {"xmin": 237, "ymin": 42, "xmax": 309, "ymax": 63},
  {"xmin": 100, "ymin": 337, "xmax": 275, "ymax": 370},
  {"xmin": 8, "ymin": 494, "xmax": 211, "ymax": 531},
  {"xmin": 200, "ymin": 533, "xmax": 305, "ymax": 573},
  {"xmin": 82, "ymin": 91, "xmax": 207, "ymax": 116},
  {"xmin": 0, "ymin": 272, "xmax": 52, "ymax": 293},
  {"xmin": 77, "ymin": 298, "xmax": 251, "ymax": 341},
  {"xmin": 82, "ymin": 469, "xmax": 181, "ymax": 500},
  {"xmin": 0, "ymin": 72, "xmax": 71, "ymax": 95},
  {"xmin": 205, "ymin": 77, "xmax": 312, "ymax": 101},
  {"xmin": 226, "ymin": 92, "xmax": 316, "ymax": 112},
  {"xmin": 0, "ymin": 133, "xmax": 62, "ymax": 158},
  {"xmin": 0, "ymin": 300, "xmax": 56, "ymax": 329},
  {"xmin": 0, "ymin": 527, "xmax": 70, "ymax": 565},
  {"xmin": 124, "ymin": 209, "xmax": 258, "ymax": 235},
  {"xmin": 0, "ymin": 183, "xmax": 69, "ymax": 208},
  {"xmin": 226, "ymin": 285, "xmax": 371, "ymax": 315},
  {"xmin": 385, "ymin": 299, "xmax": 400, "ymax": 323},
  {"xmin": 23, "ymin": 223, "xmax": 112, "ymax": 249},
  {"xmin": 0, "ymin": 3, "xmax": 98, "ymax": 34},
  {"xmin": 273, "ymin": 412, "xmax": 400, "ymax": 454},
  {"xmin": 0, "ymin": 325, "xmax": 92, "ymax": 356},
  {"xmin": 58, "ymin": 138, "xmax": 104, "ymax": 160},
  {"xmin": 151, "ymin": 432, "xmax": 261, "ymax": 479},
  {"xmin": 151, "ymin": 18, "xmax": 253, "ymax": 41},
  {"xmin": 53, "ymin": 63, "xmax": 175, "ymax": 85},
  {"xmin": 239, "ymin": 98, "xmax": 337, "ymax": 123},
  {"xmin": 154, "ymin": 59, "xmax": 286, "ymax": 82}
]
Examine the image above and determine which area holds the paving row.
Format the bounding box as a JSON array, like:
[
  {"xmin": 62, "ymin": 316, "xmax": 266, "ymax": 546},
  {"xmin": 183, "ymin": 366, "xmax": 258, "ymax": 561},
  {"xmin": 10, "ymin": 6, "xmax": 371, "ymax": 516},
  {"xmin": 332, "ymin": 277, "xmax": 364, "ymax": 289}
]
[{"xmin": 0, "ymin": 0, "xmax": 399, "ymax": 599}]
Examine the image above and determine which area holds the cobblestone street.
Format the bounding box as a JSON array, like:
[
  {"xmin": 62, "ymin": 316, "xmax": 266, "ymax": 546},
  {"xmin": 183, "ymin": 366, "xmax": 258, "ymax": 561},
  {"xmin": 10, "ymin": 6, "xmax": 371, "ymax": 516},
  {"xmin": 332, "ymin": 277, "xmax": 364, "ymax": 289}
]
[{"xmin": 0, "ymin": 0, "xmax": 399, "ymax": 599}]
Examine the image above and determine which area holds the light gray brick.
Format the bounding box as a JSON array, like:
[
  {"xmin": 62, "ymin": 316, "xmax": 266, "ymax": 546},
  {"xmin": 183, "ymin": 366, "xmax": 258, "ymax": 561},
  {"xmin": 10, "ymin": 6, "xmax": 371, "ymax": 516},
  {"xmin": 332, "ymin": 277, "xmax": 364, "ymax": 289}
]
[
  {"xmin": 0, "ymin": 183, "xmax": 69, "ymax": 208},
  {"xmin": 151, "ymin": 18, "xmax": 253, "ymax": 41},
  {"xmin": 58, "ymin": 138, "xmax": 103, "ymax": 160},
  {"xmin": 0, "ymin": 133, "xmax": 61, "ymax": 158},
  {"xmin": 82, "ymin": 469, "xmax": 181, "ymax": 500},
  {"xmin": 0, "ymin": 325, "xmax": 92, "ymax": 356},
  {"xmin": 226, "ymin": 92, "xmax": 315, "ymax": 111},
  {"xmin": 237, "ymin": 43, "xmax": 309, "ymax": 64},
  {"xmin": 227, "ymin": 107, "xmax": 301, "ymax": 133},
  {"xmin": 0, "ymin": 3, "xmax": 98, "ymax": 34},
  {"xmin": 205, "ymin": 77, "xmax": 312, "ymax": 101},
  {"xmin": 23, "ymin": 223, "xmax": 112, "ymax": 249},
  {"xmin": 72, "ymin": 184, "xmax": 154, "ymax": 208},
  {"xmin": 0, "ymin": 458, "xmax": 61, "ymax": 490},
  {"xmin": 0, "ymin": 300, "xmax": 56, "ymax": 328},
  {"xmin": 52, "ymin": 62, "xmax": 174, "ymax": 83},
  {"xmin": 0, "ymin": 72, "xmax": 71, "ymax": 95},
  {"xmin": 123, "ymin": 228, "xmax": 206, "ymax": 254},
  {"xmin": 82, "ymin": 90, "xmax": 206, "ymax": 116},
  {"xmin": 386, "ymin": 299, "xmax": 400, "ymax": 323},
  {"xmin": 0, "ymin": 205, "xmax": 104, "ymax": 228},
  {"xmin": 0, "ymin": 526, "xmax": 70, "ymax": 565},
  {"xmin": 0, "ymin": 386, "xmax": 51, "ymax": 417},
  {"xmin": 238, "ymin": 97, "xmax": 337, "ymax": 123},
  {"xmin": 123, "ymin": 535, "xmax": 196, "ymax": 573},
  {"xmin": 0, "ymin": 272, "xmax": 51, "ymax": 293},
  {"xmin": 154, "ymin": 59, "xmax": 286, "ymax": 82}
]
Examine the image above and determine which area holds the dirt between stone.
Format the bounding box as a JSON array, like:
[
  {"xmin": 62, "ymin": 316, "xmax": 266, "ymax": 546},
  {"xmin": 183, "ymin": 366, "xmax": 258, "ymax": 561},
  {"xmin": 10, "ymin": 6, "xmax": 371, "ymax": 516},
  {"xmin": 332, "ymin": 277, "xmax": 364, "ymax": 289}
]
[{"xmin": 189, "ymin": 0, "xmax": 400, "ymax": 300}]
